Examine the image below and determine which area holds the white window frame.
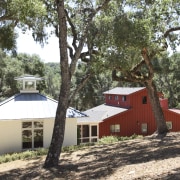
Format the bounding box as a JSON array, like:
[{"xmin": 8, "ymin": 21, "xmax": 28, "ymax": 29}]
[{"xmin": 22, "ymin": 121, "xmax": 43, "ymax": 149}]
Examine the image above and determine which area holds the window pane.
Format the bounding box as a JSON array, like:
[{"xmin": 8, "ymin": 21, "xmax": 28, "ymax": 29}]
[
  {"xmin": 22, "ymin": 122, "xmax": 32, "ymax": 128},
  {"xmin": 34, "ymin": 129, "xmax": 43, "ymax": 148},
  {"xmin": 22, "ymin": 130, "xmax": 32, "ymax": 149},
  {"xmin": 110, "ymin": 124, "xmax": 120, "ymax": 133},
  {"xmin": 141, "ymin": 123, "xmax": 147, "ymax": 133},
  {"xmin": 34, "ymin": 121, "xmax": 43, "ymax": 128},
  {"xmin": 91, "ymin": 126, "xmax": 97, "ymax": 136},
  {"xmin": 166, "ymin": 122, "xmax": 172, "ymax": 130},
  {"xmin": 115, "ymin": 124, "xmax": 120, "ymax": 132},
  {"xmin": 82, "ymin": 125, "xmax": 89, "ymax": 137},
  {"xmin": 25, "ymin": 81, "xmax": 35, "ymax": 90},
  {"xmin": 115, "ymin": 96, "xmax": 118, "ymax": 100},
  {"xmin": 110, "ymin": 125, "xmax": 114, "ymax": 132},
  {"xmin": 142, "ymin": 96, "xmax": 147, "ymax": 104},
  {"xmin": 122, "ymin": 96, "xmax": 126, "ymax": 101}
]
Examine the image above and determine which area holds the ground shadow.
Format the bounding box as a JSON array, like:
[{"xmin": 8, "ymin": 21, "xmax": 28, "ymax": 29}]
[{"xmin": 0, "ymin": 133, "xmax": 179, "ymax": 179}]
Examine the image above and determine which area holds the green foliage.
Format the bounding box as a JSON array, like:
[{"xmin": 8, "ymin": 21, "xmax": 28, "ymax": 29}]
[
  {"xmin": 154, "ymin": 52, "xmax": 180, "ymax": 108},
  {"xmin": 8, "ymin": 0, "xmax": 46, "ymax": 22},
  {"xmin": 44, "ymin": 62, "xmax": 61, "ymax": 100},
  {"xmin": 0, "ymin": 148, "xmax": 48, "ymax": 164},
  {"xmin": 0, "ymin": 0, "xmax": 48, "ymax": 50},
  {"xmin": 113, "ymin": 15, "xmax": 151, "ymax": 49},
  {"xmin": 0, "ymin": 26, "xmax": 17, "ymax": 50},
  {"xmin": 98, "ymin": 134, "xmax": 143, "ymax": 144},
  {"xmin": 98, "ymin": 136, "xmax": 119, "ymax": 144},
  {"xmin": 0, "ymin": 52, "xmax": 46, "ymax": 99}
]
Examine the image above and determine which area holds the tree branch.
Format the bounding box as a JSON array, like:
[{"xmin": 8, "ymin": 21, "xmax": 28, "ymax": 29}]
[
  {"xmin": 64, "ymin": 9, "xmax": 78, "ymax": 51},
  {"xmin": 69, "ymin": 0, "xmax": 111, "ymax": 78},
  {"xmin": 164, "ymin": 26, "xmax": 180, "ymax": 38},
  {"xmin": 69, "ymin": 73, "xmax": 91, "ymax": 105},
  {"xmin": 141, "ymin": 48, "xmax": 154, "ymax": 80}
]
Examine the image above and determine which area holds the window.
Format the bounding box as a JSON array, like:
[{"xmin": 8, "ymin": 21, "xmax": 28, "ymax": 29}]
[
  {"xmin": 166, "ymin": 121, "xmax": 172, "ymax": 130},
  {"xmin": 25, "ymin": 81, "xmax": 35, "ymax": 90},
  {"xmin": 141, "ymin": 123, "xmax": 148, "ymax": 133},
  {"xmin": 142, "ymin": 96, "xmax": 147, "ymax": 104},
  {"xmin": 22, "ymin": 121, "xmax": 43, "ymax": 149},
  {"xmin": 122, "ymin": 96, "xmax": 126, "ymax": 101},
  {"xmin": 110, "ymin": 124, "xmax": 120, "ymax": 133},
  {"xmin": 114, "ymin": 95, "xmax": 119, "ymax": 100},
  {"xmin": 109, "ymin": 95, "xmax": 112, "ymax": 100}
]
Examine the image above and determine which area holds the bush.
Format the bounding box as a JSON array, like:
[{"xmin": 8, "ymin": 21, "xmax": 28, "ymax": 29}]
[{"xmin": 98, "ymin": 136, "xmax": 119, "ymax": 144}]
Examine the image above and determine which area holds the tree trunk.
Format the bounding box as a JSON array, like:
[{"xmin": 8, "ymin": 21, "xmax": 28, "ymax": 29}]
[
  {"xmin": 44, "ymin": 0, "xmax": 70, "ymax": 168},
  {"xmin": 145, "ymin": 80, "xmax": 169, "ymax": 134}
]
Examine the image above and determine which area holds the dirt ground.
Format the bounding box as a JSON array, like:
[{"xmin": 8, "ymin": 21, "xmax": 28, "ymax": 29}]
[{"xmin": 0, "ymin": 132, "xmax": 180, "ymax": 180}]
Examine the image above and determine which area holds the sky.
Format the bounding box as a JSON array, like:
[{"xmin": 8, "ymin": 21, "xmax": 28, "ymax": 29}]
[
  {"xmin": 16, "ymin": 31, "xmax": 60, "ymax": 63},
  {"xmin": 16, "ymin": 30, "xmax": 180, "ymax": 63}
]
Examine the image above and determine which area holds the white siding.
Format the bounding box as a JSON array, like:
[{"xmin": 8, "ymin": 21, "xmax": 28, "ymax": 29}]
[
  {"xmin": 0, "ymin": 120, "xmax": 21, "ymax": 154},
  {"xmin": 64, "ymin": 118, "xmax": 77, "ymax": 146},
  {"xmin": 44, "ymin": 118, "xmax": 77, "ymax": 148},
  {"xmin": 0, "ymin": 118, "xmax": 77, "ymax": 155},
  {"xmin": 43, "ymin": 119, "xmax": 54, "ymax": 148}
]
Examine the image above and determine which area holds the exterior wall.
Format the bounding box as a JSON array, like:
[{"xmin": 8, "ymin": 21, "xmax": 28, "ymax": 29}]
[
  {"xmin": 0, "ymin": 120, "xmax": 21, "ymax": 155},
  {"xmin": 43, "ymin": 119, "xmax": 54, "ymax": 148},
  {"xmin": 0, "ymin": 118, "xmax": 77, "ymax": 155},
  {"xmin": 160, "ymin": 99, "xmax": 168, "ymax": 109},
  {"xmin": 163, "ymin": 110, "xmax": 180, "ymax": 132},
  {"xmin": 63, "ymin": 118, "xmax": 77, "ymax": 146},
  {"xmin": 100, "ymin": 89, "xmax": 159, "ymax": 137},
  {"xmin": 100, "ymin": 96, "xmax": 180, "ymax": 138},
  {"xmin": 99, "ymin": 106, "xmax": 157, "ymax": 138},
  {"xmin": 104, "ymin": 94, "xmax": 131, "ymax": 108}
]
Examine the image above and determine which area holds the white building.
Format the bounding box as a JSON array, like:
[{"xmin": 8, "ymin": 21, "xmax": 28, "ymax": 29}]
[{"xmin": 0, "ymin": 75, "xmax": 86, "ymax": 155}]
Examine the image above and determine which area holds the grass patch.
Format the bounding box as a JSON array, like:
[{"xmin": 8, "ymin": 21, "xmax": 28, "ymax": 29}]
[
  {"xmin": 0, "ymin": 148, "xmax": 48, "ymax": 164},
  {"xmin": 0, "ymin": 134, "xmax": 142, "ymax": 164}
]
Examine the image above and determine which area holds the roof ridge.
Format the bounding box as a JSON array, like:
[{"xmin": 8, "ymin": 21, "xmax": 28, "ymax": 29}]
[{"xmin": 0, "ymin": 94, "xmax": 21, "ymax": 107}]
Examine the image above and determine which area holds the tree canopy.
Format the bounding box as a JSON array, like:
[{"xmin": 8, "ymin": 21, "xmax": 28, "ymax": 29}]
[{"xmin": 0, "ymin": 0, "xmax": 47, "ymax": 51}]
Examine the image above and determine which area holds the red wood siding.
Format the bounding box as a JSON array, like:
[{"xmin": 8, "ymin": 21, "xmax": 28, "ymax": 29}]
[
  {"xmin": 105, "ymin": 94, "xmax": 131, "ymax": 108},
  {"xmin": 99, "ymin": 88, "xmax": 180, "ymax": 137},
  {"xmin": 160, "ymin": 99, "xmax": 168, "ymax": 109},
  {"xmin": 163, "ymin": 110, "xmax": 180, "ymax": 132}
]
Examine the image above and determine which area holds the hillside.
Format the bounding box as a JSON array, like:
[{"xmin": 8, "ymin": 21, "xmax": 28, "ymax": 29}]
[{"xmin": 0, "ymin": 132, "xmax": 180, "ymax": 180}]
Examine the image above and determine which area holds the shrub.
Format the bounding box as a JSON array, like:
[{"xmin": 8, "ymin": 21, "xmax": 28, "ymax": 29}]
[{"xmin": 98, "ymin": 136, "xmax": 119, "ymax": 144}]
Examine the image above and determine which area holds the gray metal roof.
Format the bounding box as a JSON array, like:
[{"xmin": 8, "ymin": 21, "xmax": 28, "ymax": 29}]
[
  {"xmin": 103, "ymin": 87, "xmax": 145, "ymax": 95},
  {"xmin": 77, "ymin": 104, "xmax": 128, "ymax": 124},
  {"xmin": 0, "ymin": 93, "xmax": 86, "ymax": 120}
]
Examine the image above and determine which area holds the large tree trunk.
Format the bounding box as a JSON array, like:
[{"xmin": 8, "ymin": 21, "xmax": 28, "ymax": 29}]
[
  {"xmin": 145, "ymin": 80, "xmax": 169, "ymax": 134},
  {"xmin": 44, "ymin": 0, "xmax": 70, "ymax": 168}
]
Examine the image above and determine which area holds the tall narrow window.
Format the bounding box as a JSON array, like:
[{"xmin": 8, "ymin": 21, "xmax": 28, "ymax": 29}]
[
  {"xmin": 141, "ymin": 123, "xmax": 148, "ymax": 133},
  {"xmin": 142, "ymin": 96, "xmax": 147, "ymax": 104},
  {"xmin": 114, "ymin": 95, "xmax": 119, "ymax": 100},
  {"xmin": 109, "ymin": 95, "xmax": 112, "ymax": 100},
  {"xmin": 122, "ymin": 96, "xmax": 126, "ymax": 101},
  {"xmin": 22, "ymin": 121, "xmax": 43, "ymax": 149}
]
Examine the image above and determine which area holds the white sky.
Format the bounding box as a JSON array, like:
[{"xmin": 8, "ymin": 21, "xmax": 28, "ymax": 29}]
[
  {"xmin": 16, "ymin": 31, "xmax": 60, "ymax": 63},
  {"xmin": 16, "ymin": 30, "xmax": 180, "ymax": 63}
]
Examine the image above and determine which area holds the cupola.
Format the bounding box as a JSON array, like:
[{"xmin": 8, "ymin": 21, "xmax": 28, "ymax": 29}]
[{"xmin": 14, "ymin": 74, "xmax": 43, "ymax": 93}]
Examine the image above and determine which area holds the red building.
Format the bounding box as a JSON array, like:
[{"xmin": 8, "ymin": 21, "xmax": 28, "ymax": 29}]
[{"xmin": 77, "ymin": 87, "xmax": 180, "ymax": 143}]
